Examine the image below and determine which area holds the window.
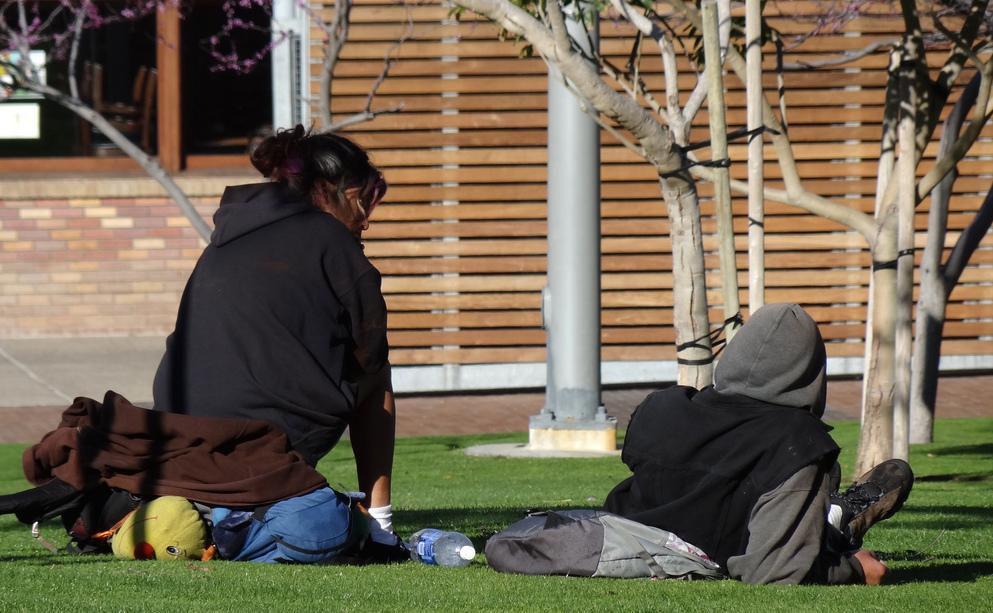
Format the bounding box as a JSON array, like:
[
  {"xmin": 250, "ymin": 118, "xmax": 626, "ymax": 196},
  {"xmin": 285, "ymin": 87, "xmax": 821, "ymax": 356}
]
[
  {"xmin": 183, "ymin": 1, "xmax": 272, "ymax": 155},
  {"xmin": 0, "ymin": 2, "xmax": 274, "ymax": 172}
]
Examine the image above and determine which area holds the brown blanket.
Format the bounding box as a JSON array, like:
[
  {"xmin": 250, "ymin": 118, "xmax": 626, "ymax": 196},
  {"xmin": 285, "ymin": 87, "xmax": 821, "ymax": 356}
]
[{"xmin": 24, "ymin": 391, "xmax": 328, "ymax": 507}]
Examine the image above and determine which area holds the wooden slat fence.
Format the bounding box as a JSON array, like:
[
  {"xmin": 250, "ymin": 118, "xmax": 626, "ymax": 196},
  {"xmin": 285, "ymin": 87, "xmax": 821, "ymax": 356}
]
[{"xmin": 300, "ymin": 0, "xmax": 993, "ymax": 373}]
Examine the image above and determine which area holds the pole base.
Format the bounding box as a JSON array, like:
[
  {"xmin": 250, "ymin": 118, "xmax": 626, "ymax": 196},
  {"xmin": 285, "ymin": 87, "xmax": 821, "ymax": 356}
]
[{"xmin": 528, "ymin": 424, "xmax": 617, "ymax": 453}]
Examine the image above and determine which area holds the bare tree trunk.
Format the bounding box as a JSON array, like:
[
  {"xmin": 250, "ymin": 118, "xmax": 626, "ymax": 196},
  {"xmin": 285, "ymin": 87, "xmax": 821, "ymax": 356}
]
[
  {"xmin": 855, "ymin": 44, "xmax": 902, "ymax": 475},
  {"xmin": 745, "ymin": 0, "xmax": 764, "ymax": 313},
  {"xmin": 662, "ymin": 171, "xmax": 713, "ymax": 388},
  {"xmin": 893, "ymin": 69, "xmax": 918, "ymax": 462},
  {"xmin": 860, "ymin": 43, "xmax": 906, "ymax": 472},
  {"xmin": 857, "ymin": 217, "xmax": 898, "ymax": 475},
  {"xmin": 702, "ymin": 0, "xmax": 739, "ymax": 335},
  {"xmin": 912, "ymin": 182, "xmax": 993, "ymax": 442},
  {"xmin": 910, "ymin": 282, "xmax": 946, "ymax": 444},
  {"xmin": 910, "ymin": 74, "xmax": 980, "ymax": 443}
]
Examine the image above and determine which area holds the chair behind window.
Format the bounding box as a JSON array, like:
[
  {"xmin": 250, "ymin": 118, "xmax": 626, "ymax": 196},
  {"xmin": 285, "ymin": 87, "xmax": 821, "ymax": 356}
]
[{"xmin": 77, "ymin": 62, "xmax": 156, "ymax": 155}]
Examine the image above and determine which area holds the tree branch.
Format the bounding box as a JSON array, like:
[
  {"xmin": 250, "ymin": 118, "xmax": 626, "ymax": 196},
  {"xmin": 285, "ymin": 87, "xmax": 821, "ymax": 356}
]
[
  {"xmin": 317, "ymin": 0, "xmax": 353, "ymax": 130},
  {"xmin": 546, "ymin": 0, "xmax": 571, "ymax": 57},
  {"xmin": 607, "ymin": 0, "xmax": 677, "ymax": 123},
  {"xmin": 782, "ymin": 39, "xmax": 897, "ymax": 70},
  {"xmin": 943, "ymin": 185, "xmax": 993, "ymax": 290},
  {"xmin": 10, "ymin": 72, "xmax": 212, "ymax": 240},
  {"xmin": 934, "ymin": 0, "xmax": 990, "ymax": 100},
  {"xmin": 916, "ymin": 56, "xmax": 993, "ymax": 202},
  {"xmin": 722, "ymin": 40, "xmax": 877, "ymax": 239},
  {"xmin": 670, "ymin": 0, "xmax": 717, "ymax": 126},
  {"xmin": 67, "ymin": 3, "xmax": 87, "ymax": 100},
  {"xmin": 454, "ymin": 0, "xmax": 675, "ymax": 169}
]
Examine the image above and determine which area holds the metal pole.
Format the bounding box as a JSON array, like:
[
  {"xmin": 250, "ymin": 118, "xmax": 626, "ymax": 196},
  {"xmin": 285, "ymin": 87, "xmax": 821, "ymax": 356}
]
[{"xmin": 530, "ymin": 3, "xmax": 614, "ymax": 452}]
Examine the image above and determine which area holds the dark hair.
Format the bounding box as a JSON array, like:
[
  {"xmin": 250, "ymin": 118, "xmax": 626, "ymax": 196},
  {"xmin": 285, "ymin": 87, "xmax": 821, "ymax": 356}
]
[{"xmin": 250, "ymin": 124, "xmax": 381, "ymax": 230}]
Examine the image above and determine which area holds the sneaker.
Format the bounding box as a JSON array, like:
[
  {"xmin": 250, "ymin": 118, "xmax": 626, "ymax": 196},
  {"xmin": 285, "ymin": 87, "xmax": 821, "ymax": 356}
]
[
  {"xmin": 356, "ymin": 538, "xmax": 411, "ymax": 564},
  {"xmin": 332, "ymin": 535, "xmax": 410, "ymax": 565},
  {"xmin": 830, "ymin": 459, "xmax": 913, "ymax": 547}
]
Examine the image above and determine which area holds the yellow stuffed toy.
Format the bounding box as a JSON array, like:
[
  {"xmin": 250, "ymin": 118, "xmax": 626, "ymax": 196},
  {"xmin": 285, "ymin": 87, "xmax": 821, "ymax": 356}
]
[{"xmin": 111, "ymin": 496, "xmax": 207, "ymax": 561}]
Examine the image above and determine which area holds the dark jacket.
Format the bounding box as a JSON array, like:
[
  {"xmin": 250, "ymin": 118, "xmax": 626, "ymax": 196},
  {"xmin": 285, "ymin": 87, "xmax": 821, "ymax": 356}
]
[
  {"xmin": 605, "ymin": 303, "xmax": 861, "ymax": 584},
  {"xmin": 153, "ymin": 182, "xmax": 388, "ymax": 465},
  {"xmin": 604, "ymin": 386, "xmax": 839, "ymax": 569}
]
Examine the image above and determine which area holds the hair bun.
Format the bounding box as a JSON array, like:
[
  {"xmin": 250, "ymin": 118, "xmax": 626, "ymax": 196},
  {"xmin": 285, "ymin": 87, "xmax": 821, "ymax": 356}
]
[{"xmin": 251, "ymin": 125, "xmax": 308, "ymax": 179}]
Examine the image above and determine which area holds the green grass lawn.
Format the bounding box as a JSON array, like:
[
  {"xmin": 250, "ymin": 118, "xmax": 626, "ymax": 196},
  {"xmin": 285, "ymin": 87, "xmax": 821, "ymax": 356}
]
[{"xmin": 1, "ymin": 419, "xmax": 991, "ymax": 612}]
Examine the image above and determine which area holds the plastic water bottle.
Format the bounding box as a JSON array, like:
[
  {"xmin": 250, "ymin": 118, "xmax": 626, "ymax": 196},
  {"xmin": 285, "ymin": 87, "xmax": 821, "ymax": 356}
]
[{"xmin": 408, "ymin": 529, "xmax": 476, "ymax": 567}]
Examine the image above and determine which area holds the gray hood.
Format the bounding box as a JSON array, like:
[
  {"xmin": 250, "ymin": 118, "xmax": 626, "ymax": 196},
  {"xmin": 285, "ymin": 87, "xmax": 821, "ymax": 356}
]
[{"xmin": 713, "ymin": 303, "xmax": 827, "ymax": 417}]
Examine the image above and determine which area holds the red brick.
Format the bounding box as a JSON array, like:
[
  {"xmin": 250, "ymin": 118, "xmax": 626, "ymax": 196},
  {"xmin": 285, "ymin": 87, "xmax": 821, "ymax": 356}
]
[
  {"xmin": 51, "ymin": 207, "xmax": 85, "ymax": 218},
  {"xmin": 76, "ymin": 250, "xmax": 118, "ymax": 261},
  {"xmin": 36, "ymin": 219, "xmax": 68, "ymax": 230},
  {"xmin": 135, "ymin": 197, "xmax": 170, "ymax": 206},
  {"xmin": 92, "ymin": 239, "xmax": 132, "ymax": 250},
  {"xmin": 35, "ymin": 241, "xmax": 68, "ymax": 251},
  {"xmin": 1, "ymin": 219, "xmax": 40, "ymax": 230},
  {"xmin": 104, "ymin": 198, "xmax": 138, "ymax": 207},
  {"xmin": 66, "ymin": 240, "xmax": 100, "ymax": 250},
  {"xmin": 134, "ymin": 217, "xmax": 168, "ymax": 228},
  {"xmin": 67, "ymin": 218, "xmax": 102, "ymax": 229},
  {"xmin": 82, "ymin": 230, "xmax": 121, "ymax": 241},
  {"xmin": 145, "ymin": 227, "xmax": 185, "ymax": 239},
  {"xmin": 10, "ymin": 230, "xmax": 49, "ymax": 240},
  {"xmin": 128, "ymin": 205, "xmax": 155, "ymax": 218}
]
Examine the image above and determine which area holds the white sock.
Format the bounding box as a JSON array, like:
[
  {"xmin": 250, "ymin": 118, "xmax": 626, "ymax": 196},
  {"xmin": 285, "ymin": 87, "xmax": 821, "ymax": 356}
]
[
  {"xmin": 828, "ymin": 504, "xmax": 844, "ymax": 530},
  {"xmin": 368, "ymin": 504, "xmax": 393, "ymax": 533}
]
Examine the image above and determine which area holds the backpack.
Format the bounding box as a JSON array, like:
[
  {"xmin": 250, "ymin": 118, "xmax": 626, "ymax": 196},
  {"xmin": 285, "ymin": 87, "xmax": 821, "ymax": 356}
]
[{"xmin": 484, "ymin": 510, "xmax": 724, "ymax": 579}]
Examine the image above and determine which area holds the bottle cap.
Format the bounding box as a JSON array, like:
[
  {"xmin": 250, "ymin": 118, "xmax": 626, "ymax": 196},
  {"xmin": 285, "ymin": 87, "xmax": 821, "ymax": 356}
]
[{"xmin": 459, "ymin": 545, "xmax": 476, "ymax": 561}]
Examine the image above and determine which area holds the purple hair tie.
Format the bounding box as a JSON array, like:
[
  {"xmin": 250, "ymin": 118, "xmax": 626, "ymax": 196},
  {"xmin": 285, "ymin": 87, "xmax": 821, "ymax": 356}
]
[{"xmin": 283, "ymin": 157, "xmax": 304, "ymax": 175}]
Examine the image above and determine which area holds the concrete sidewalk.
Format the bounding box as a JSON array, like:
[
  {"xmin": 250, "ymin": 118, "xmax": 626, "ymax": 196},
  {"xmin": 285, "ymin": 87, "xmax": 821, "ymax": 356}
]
[{"xmin": 1, "ymin": 337, "xmax": 991, "ymax": 444}]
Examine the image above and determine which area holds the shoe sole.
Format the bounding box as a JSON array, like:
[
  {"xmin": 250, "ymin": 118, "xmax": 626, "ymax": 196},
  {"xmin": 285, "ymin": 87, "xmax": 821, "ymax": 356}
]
[{"xmin": 848, "ymin": 459, "xmax": 914, "ymax": 544}]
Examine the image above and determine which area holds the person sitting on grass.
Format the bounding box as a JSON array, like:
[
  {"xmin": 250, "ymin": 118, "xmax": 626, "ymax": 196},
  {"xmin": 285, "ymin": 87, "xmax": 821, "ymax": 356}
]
[
  {"xmin": 152, "ymin": 125, "xmax": 404, "ymax": 561},
  {"xmin": 604, "ymin": 303, "xmax": 913, "ymax": 584}
]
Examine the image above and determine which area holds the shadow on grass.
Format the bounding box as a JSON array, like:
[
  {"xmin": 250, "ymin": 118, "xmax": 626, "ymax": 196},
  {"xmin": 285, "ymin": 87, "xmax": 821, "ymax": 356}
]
[
  {"xmin": 915, "ymin": 471, "xmax": 993, "ymax": 483},
  {"xmin": 881, "ymin": 550, "xmax": 986, "ymax": 562},
  {"xmin": 924, "ymin": 443, "xmax": 993, "ymax": 457},
  {"xmin": 894, "ymin": 504, "xmax": 993, "ymax": 530},
  {"xmin": 885, "ymin": 560, "xmax": 993, "ymax": 584},
  {"xmin": 0, "ymin": 553, "xmax": 113, "ymax": 565},
  {"xmin": 0, "ymin": 522, "xmax": 29, "ymax": 534}
]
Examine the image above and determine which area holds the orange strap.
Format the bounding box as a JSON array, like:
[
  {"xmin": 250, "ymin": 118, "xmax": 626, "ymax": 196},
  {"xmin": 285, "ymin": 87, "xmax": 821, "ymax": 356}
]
[{"xmin": 90, "ymin": 511, "xmax": 133, "ymax": 542}]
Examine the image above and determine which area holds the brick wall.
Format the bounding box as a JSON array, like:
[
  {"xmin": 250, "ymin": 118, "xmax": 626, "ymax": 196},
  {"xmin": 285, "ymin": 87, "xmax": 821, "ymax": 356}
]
[{"xmin": 0, "ymin": 175, "xmax": 246, "ymax": 337}]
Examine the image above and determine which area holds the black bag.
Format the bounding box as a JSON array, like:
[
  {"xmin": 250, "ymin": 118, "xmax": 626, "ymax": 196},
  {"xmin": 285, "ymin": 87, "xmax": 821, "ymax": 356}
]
[
  {"xmin": 485, "ymin": 510, "xmax": 724, "ymax": 579},
  {"xmin": 0, "ymin": 479, "xmax": 142, "ymax": 554}
]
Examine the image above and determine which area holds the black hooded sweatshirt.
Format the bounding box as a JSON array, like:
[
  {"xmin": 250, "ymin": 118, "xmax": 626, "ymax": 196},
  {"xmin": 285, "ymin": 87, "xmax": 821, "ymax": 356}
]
[
  {"xmin": 605, "ymin": 304, "xmax": 858, "ymax": 583},
  {"xmin": 153, "ymin": 182, "xmax": 388, "ymax": 466}
]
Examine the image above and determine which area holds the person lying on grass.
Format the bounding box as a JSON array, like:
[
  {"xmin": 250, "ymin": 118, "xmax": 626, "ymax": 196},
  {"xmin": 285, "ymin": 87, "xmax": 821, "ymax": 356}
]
[{"xmin": 604, "ymin": 303, "xmax": 913, "ymax": 584}]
